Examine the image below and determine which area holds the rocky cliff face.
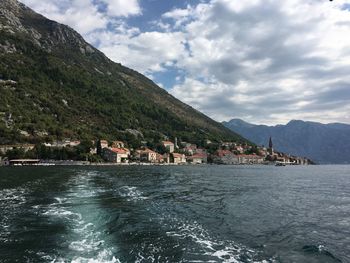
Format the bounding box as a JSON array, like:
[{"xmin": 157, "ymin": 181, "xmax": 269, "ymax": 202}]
[{"xmin": 0, "ymin": 0, "xmax": 94, "ymax": 54}]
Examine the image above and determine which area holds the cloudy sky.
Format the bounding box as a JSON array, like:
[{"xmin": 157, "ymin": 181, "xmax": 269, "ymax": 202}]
[{"xmin": 20, "ymin": 0, "xmax": 350, "ymax": 125}]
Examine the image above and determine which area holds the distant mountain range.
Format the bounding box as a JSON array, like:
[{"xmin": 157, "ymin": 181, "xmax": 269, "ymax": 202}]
[
  {"xmin": 223, "ymin": 119, "xmax": 350, "ymax": 164},
  {"xmin": 0, "ymin": 0, "xmax": 245, "ymax": 147}
]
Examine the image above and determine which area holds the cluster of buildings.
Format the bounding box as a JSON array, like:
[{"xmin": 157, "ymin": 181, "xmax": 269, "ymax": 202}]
[
  {"xmin": 90, "ymin": 137, "xmax": 310, "ymax": 165},
  {"xmin": 0, "ymin": 136, "xmax": 311, "ymax": 165},
  {"xmin": 99, "ymin": 140, "xmax": 203, "ymax": 165}
]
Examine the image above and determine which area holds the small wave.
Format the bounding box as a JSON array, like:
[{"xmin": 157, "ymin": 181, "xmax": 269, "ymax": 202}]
[
  {"xmin": 69, "ymin": 239, "xmax": 105, "ymax": 252},
  {"xmin": 0, "ymin": 187, "xmax": 27, "ymax": 205},
  {"xmin": 118, "ymin": 186, "xmax": 148, "ymax": 201},
  {"xmin": 70, "ymin": 250, "xmax": 120, "ymax": 263},
  {"xmin": 134, "ymin": 242, "xmax": 164, "ymax": 263},
  {"xmin": 55, "ymin": 197, "xmax": 68, "ymax": 204},
  {"xmin": 37, "ymin": 250, "xmax": 120, "ymax": 263},
  {"xmin": 74, "ymin": 223, "xmax": 94, "ymax": 233},
  {"xmin": 43, "ymin": 207, "xmax": 82, "ymax": 222},
  {"xmin": 166, "ymin": 220, "xmax": 272, "ymax": 263},
  {"xmin": 302, "ymin": 245, "xmax": 342, "ymax": 262},
  {"xmin": 67, "ymin": 190, "xmax": 100, "ymax": 198},
  {"xmin": 0, "ymin": 186, "xmax": 29, "ymax": 242}
]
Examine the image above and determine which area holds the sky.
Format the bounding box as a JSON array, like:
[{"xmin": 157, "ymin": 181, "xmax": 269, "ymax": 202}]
[{"xmin": 19, "ymin": 0, "xmax": 350, "ymax": 125}]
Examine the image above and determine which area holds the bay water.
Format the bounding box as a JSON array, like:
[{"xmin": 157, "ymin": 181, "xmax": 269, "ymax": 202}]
[{"xmin": 0, "ymin": 165, "xmax": 349, "ymax": 262}]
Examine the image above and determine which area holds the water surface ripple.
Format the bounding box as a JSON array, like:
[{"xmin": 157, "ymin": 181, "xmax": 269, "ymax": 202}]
[{"xmin": 0, "ymin": 165, "xmax": 349, "ymax": 262}]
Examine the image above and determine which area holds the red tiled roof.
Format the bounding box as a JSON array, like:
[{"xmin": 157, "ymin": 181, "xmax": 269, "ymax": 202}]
[
  {"xmin": 162, "ymin": 141, "xmax": 174, "ymax": 145},
  {"xmin": 191, "ymin": 153, "xmax": 207, "ymax": 159},
  {"xmin": 172, "ymin": 153, "xmax": 184, "ymax": 158},
  {"xmin": 215, "ymin": 150, "xmax": 234, "ymax": 157},
  {"xmin": 141, "ymin": 148, "xmax": 157, "ymax": 154},
  {"xmin": 110, "ymin": 148, "xmax": 129, "ymax": 154}
]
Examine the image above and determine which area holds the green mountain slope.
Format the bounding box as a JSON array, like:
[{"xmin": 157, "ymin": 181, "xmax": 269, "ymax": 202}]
[{"xmin": 0, "ymin": 0, "xmax": 246, "ymax": 147}]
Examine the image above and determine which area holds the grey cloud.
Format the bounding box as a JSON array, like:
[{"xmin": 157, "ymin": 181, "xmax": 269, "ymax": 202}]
[
  {"xmin": 315, "ymin": 82, "xmax": 350, "ymax": 103},
  {"xmin": 170, "ymin": 0, "xmax": 350, "ymax": 124}
]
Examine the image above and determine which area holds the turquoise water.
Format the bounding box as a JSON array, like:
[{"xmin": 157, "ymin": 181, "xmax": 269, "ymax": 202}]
[{"xmin": 0, "ymin": 165, "xmax": 349, "ymax": 262}]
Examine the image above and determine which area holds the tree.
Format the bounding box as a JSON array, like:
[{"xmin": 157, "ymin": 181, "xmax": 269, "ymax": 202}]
[
  {"xmin": 96, "ymin": 139, "xmax": 102, "ymax": 156},
  {"xmin": 6, "ymin": 148, "xmax": 26, "ymax": 159}
]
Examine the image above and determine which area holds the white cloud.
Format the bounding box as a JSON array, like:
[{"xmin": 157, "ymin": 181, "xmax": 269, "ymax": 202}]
[
  {"xmin": 98, "ymin": 31, "xmax": 187, "ymax": 73},
  {"xmin": 102, "ymin": 0, "xmax": 141, "ymax": 17}
]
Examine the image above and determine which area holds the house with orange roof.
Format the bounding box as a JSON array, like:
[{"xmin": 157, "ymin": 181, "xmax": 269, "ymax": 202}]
[
  {"xmin": 140, "ymin": 148, "xmax": 157, "ymax": 163},
  {"xmin": 103, "ymin": 147, "xmax": 130, "ymax": 163},
  {"xmin": 187, "ymin": 153, "xmax": 208, "ymax": 164},
  {"xmin": 112, "ymin": 141, "xmax": 125, "ymax": 148},
  {"xmin": 171, "ymin": 153, "xmax": 186, "ymax": 164}
]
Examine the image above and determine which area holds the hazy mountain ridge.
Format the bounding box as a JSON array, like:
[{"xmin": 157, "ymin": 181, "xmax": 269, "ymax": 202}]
[
  {"xmin": 0, "ymin": 0, "xmax": 245, "ymax": 147},
  {"xmin": 223, "ymin": 119, "xmax": 350, "ymax": 164}
]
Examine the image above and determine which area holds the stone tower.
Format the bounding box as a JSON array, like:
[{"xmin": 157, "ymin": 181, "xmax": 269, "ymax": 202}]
[{"xmin": 268, "ymin": 137, "xmax": 274, "ymax": 155}]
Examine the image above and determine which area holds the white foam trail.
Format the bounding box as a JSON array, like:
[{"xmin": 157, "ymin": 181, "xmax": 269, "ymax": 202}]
[
  {"xmin": 118, "ymin": 186, "xmax": 148, "ymax": 201},
  {"xmin": 165, "ymin": 219, "xmax": 272, "ymax": 263},
  {"xmin": 38, "ymin": 251, "xmax": 120, "ymax": 263},
  {"xmin": 70, "ymin": 250, "xmax": 120, "ymax": 263},
  {"xmin": 39, "ymin": 172, "xmax": 120, "ymax": 263}
]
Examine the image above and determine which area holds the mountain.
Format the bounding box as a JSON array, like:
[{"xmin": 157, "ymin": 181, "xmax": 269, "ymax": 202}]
[
  {"xmin": 223, "ymin": 119, "xmax": 350, "ymax": 164},
  {"xmin": 0, "ymin": 0, "xmax": 246, "ymax": 148}
]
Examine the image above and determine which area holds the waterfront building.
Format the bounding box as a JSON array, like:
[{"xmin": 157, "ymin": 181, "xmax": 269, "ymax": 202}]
[
  {"xmin": 171, "ymin": 153, "xmax": 186, "ymax": 164},
  {"xmin": 112, "ymin": 141, "xmax": 125, "ymax": 148},
  {"xmin": 162, "ymin": 141, "xmax": 175, "ymax": 153},
  {"xmin": 103, "ymin": 148, "xmax": 130, "ymax": 163},
  {"xmin": 187, "ymin": 153, "xmax": 208, "ymax": 164},
  {"xmin": 140, "ymin": 148, "xmax": 157, "ymax": 163}
]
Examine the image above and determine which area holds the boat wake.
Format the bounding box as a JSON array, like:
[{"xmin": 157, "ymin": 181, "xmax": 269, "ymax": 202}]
[
  {"xmin": 37, "ymin": 172, "xmax": 120, "ymax": 263},
  {"xmin": 165, "ymin": 218, "xmax": 274, "ymax": 263},
  {"xmin": 118, "ymin": 186, "xmax": 148, "ymax": 201}
]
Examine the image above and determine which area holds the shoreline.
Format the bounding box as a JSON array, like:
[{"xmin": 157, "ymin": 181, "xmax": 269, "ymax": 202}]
[{"xmin": 0, "ymin": 161, "xmax": 313, "ymax": 167}]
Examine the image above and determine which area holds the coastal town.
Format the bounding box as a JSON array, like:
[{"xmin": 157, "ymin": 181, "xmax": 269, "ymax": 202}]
[{"xmin": 0, "ymin": 137, "xmax": 311, "ymax": 166}]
